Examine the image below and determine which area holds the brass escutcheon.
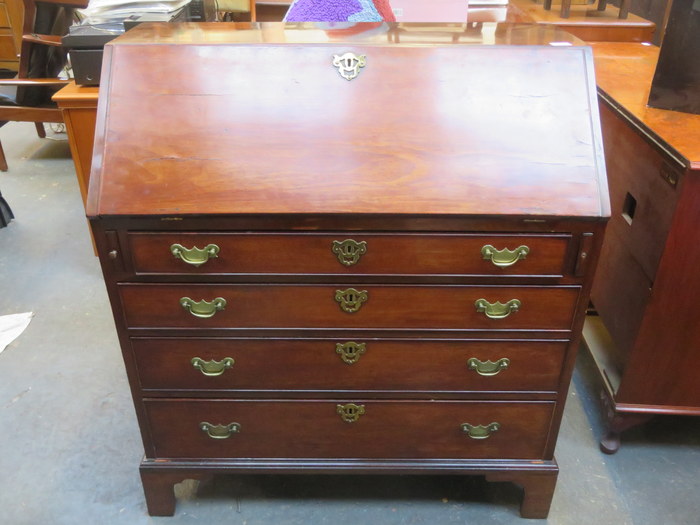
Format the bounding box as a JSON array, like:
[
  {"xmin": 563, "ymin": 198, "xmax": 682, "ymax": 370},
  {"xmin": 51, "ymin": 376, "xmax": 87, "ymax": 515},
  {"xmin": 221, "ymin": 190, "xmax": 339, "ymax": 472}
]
[
  {"xmin": 170, "ymin": 243, "xmax": 220, "ymax": 267},
  {"xmin": 337, "ymin": 403, "xmax": 365, "ymax": 423},
  {"xmin": 481, "ymin": 245, "xmax": 529, "ymax": 268},
  {"xmin": 332, "ymin": 52, "xmax": 367, "ymax": 81},
  {"xmin": 332, "ymin": 239, "xmax": 367, "ymax": 267},
  {"xmin": 180, "ymin": 297, "xmax": 227, "ymax": 318},
  {"xmin": 335, "ymin": 288, "xmax": 368, "ymax": 313},
  {"xmin": 474, "ymin": 298, "xmax": 521, "ymax": 319},
  {"xmin": 336, "ymin": 342, "xmax": 367, "ymax": 365},
  {"xmin": 461, "ymin": 422, "xmax": 500, "ymax": 440},
  {"xmin": 191, "ymin": 357, "xmax": 235, "ymax": 377},
  {"xmin": 199, "ymin": 421, "xmax": 241, "ymax": 439},
  {"xmin": 467, "ymin": 358, "xmax": 510, "ymax": 377}
]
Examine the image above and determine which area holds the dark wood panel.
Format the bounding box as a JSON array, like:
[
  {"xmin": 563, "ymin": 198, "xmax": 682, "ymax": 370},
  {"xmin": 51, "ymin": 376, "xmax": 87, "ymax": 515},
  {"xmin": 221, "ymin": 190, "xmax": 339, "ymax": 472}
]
[
  {"xmin": 119, "ymin": 284, "xmax": 581, "ymax": 331},
  {"xmin": 132, "ymin": 338, "xmax": 568, "ymax": 393},
  {"xmin": 618, "ymin": 174, "xmax": 700, "ymax": 407},
  {"xmin": 127, "ymin": 232, "xmax": 571, "ymax": 277},
  {"xmin": 590, "ymin": 227, "xmax": 650, "ymax": 370},
  {"xmin": 89, "ymin": 35, "xmax": 606, "ymax": 219},
  {"xmin": 598, "ymin": 101, "xmax": 679, "ymax": 281},
  {"xmin": 144, "ymin": 399, "xmax": 555, "ymax": 460}
]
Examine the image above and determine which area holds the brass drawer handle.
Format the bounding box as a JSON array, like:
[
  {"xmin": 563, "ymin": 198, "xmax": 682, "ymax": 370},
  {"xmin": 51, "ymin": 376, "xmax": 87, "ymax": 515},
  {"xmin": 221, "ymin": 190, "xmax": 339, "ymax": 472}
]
[
  {"xmin": 332, "ymin": 239, "xmax": 367, "ymax": 266},
  {"xmin": 337, "ymin": 403, "xmax": 365, "ymax": 423},
  {"xmin": 481, "ymin": 245, "xmax": 529, "ymax": 268},
  {"xmin": 199, "ymin": 422, "xmax": 241, "ymax": 439},
  {"xmin": 191, "ymin": 357, "xmax": 235, "ymax": 376},
  {"xmin": 170, "ymin": 243, "xmax": 220, "ymax": 267},
  {"xmin": 336, "ymin": 342, "xmax": 367, "ymax": 364},
  {"xmin": 475, "ymin": 299, "xmax": 521, "ymax": 319},
  {"xmin": 335, "ymin": 288, "xmax": 368, "ymax": 313},
  {"xmin": 461, "ymin": 422, "xmax": 500, "ymax": 440},
  {"xmin": 180, "ymin": 297, "xmax": 227, "ymax": 318},
  {"xmin": 467, "ymin": 358, "xmax": 510, "ymax": 377}
]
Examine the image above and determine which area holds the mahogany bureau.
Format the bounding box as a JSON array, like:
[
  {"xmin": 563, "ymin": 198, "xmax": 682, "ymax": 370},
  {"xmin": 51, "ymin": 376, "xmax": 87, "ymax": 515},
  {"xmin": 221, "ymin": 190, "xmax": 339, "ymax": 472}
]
[{"xmin": 87, "ymin": 23, "xmax": 609, "ymax": 518}]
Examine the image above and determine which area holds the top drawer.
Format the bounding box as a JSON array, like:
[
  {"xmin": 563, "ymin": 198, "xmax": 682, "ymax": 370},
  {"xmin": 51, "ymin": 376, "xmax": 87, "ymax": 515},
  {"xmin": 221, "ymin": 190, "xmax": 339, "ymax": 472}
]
[{"xmin": 127, "ymin": 232, "xmax": 571, "ymax": 277}]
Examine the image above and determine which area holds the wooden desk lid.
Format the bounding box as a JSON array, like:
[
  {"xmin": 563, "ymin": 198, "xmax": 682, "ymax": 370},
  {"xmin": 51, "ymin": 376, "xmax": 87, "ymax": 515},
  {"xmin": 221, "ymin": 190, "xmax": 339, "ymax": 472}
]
[{"xmin": 87, "ymin": 23, "xmax": 609, "ymax": 219}]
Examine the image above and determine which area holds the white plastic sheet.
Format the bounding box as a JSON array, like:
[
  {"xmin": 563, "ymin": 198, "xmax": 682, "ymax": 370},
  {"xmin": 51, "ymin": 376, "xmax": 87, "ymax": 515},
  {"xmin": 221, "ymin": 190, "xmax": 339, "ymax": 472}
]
[{"xmin": 0, "ymin": 312, "xmax": 33, "ymax": 355}]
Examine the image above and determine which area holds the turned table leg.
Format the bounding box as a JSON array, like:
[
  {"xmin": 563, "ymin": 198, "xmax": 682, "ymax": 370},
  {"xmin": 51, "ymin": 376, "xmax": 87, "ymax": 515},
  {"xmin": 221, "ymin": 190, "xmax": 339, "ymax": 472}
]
[
  {"xmin": 487, "ymin": 470, "xmax": 559, "ymax": 519},
  {"xmin": 599, "ymin": 389, "xmax": 653, "ymax": 454}
]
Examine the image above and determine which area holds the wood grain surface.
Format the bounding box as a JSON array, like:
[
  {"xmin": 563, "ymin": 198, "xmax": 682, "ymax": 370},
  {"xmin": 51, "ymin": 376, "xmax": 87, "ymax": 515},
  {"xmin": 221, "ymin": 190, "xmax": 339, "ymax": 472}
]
[{"xmin": 87, "ymin": 24, "xmax": 608, "ymax": 219}]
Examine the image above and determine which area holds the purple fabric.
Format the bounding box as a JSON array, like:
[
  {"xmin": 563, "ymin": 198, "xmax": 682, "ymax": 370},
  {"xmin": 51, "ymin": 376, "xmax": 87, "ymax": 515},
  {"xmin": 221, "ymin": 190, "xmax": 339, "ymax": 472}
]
[{"xmin": 285, "ymin": 0, "xmax": 363, "ymax": 22}]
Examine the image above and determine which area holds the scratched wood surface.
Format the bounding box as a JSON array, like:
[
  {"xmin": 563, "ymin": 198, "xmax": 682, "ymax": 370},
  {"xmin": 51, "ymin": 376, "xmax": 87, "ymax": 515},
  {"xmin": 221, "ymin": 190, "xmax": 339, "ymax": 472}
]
[{"xmin": 87, "ymin": 23, "xmax": 608, "ymax": 219}]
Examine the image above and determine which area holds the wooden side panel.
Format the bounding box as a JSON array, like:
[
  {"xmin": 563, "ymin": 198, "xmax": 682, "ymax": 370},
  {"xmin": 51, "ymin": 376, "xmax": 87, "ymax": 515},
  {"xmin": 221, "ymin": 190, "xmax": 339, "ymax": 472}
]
[
  {"xmin": 598, "ymin": 102, "xmax": 680, "ymax": 282},
  {"xmin": 617, "ymin": 172, "xmax": 700, "ymax": 408}
]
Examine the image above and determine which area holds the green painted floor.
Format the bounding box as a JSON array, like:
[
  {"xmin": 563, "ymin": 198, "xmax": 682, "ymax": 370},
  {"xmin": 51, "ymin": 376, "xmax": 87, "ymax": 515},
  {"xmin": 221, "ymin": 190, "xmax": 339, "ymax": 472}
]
[{"xmin": 1, "ymin": 121, "xmax": 699, "ymax": 524}]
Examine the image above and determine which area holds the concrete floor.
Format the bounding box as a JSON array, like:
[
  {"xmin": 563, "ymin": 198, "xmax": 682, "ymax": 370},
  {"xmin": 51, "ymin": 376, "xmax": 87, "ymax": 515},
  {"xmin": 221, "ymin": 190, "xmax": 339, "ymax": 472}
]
[{"xmin": 1, "ymin": 121, "xmax": 700, "ymax": 524}]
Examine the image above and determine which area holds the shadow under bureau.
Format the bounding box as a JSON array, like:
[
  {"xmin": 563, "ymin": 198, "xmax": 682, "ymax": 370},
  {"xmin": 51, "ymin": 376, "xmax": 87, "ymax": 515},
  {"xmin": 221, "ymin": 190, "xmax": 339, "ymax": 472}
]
[{"xmin": 87, "ymin": 22, "xmax": 609, "ymax": 518}]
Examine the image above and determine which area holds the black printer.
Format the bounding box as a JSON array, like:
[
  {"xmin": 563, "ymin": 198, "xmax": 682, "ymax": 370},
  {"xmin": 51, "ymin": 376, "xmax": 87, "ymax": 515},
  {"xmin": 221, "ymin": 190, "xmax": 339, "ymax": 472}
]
[{"xmin": 63, "ymin": 0, "xmax": 213, "ymax": 86}]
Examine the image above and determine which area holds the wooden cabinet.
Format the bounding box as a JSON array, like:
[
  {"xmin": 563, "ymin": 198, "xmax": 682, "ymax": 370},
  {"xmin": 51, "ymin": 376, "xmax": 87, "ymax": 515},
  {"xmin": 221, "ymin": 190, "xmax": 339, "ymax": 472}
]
[
  {"xmin": 88, "ymin": 24, "xmax": 608, "ymax": 518},
  {"xmin": 0, "ymin": 0, "xmax": 22, "ymax": 71},
  {"xmin": 587, "ymin": 42, "xmax": 700, "ymax": 453}
]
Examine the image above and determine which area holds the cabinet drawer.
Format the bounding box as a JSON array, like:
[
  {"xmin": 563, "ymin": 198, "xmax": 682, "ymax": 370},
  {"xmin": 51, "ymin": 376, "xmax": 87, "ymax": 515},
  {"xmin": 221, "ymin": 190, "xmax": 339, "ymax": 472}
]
[
  {"xmin": 119, "ymin": 284, "xmax": 581, "ymax": 331},
  {"xmin": 144, "ymin": 399, "xmax": 554, "ymax": 460},
  {"xmin": 127, "ymin": 232, "xmax": 571, "ymax": 277},
  {"xmin": 132, "ymin": 338, "xmax": 568, "ymax": 393}
]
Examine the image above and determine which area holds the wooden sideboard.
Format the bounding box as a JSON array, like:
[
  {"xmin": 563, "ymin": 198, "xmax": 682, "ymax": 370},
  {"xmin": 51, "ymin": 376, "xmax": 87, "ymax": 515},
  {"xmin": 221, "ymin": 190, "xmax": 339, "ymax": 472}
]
[
  {"xmin": 87, "ymin": 23, "xmax": 608, "ymax": 517},
  {"xmin": 586, "ymin": 42, "xmax": 700, "ymax": 453}
]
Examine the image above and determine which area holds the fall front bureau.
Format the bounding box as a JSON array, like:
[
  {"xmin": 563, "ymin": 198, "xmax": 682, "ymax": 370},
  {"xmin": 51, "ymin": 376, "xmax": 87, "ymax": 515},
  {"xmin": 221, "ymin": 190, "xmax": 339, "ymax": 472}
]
[{"xmin": 87, "ymin": 23, "xmax": 609, "ymax": 518}]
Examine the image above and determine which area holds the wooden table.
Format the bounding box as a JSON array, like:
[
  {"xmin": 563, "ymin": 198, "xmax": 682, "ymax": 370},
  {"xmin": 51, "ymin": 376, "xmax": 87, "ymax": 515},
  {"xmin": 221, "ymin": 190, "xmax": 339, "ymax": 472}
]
[
  {"xmin": 509, "ymin": 0, "xmax": 655, "ymax": 42},
  {"xmin": 585, "ymin": 42, "xmax": 700, "ymax": 453},
  {"xmin": 52, "ymin": 81, "xmax": 99, "ymax": 208}
]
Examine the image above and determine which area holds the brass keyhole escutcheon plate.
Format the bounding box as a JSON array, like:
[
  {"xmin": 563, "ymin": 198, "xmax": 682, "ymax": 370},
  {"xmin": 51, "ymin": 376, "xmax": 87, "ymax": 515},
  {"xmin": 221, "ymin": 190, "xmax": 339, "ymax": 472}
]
[
  {"xmin": 337, "ymin": 403, "xmax": 365, "ymax": 423},
  {"xmin": 332, "ymin": 53, "xmax": 367, "ymax": 81},
  {"xmin": 335, "ymin": 288, "xmax": 368, "ymax": 313},
  {"xmin": 332, "ymin": 239, "xmax": 367, "ymax": 266},
  {"xmin": 336, "ymin": 342, "xmax": 367, "ymax": 364}
]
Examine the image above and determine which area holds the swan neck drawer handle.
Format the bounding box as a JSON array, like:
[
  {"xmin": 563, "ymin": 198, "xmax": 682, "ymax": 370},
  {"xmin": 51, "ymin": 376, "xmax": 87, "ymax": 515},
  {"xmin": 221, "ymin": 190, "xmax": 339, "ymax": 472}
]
[
  {"xmin": 461, "ymin": 422, "xmax": 500, "ymax": 440},
  {"xmin": 191, "ymin": 357, "xmax": 235, "ymax": 376},
  {"xmin": 199, "ymin": 422, "xmax": 241, "ymax": 439},
  {"xmin": 467, "ymin": 358, "xmax": 510, "ymax": 376},
  {"xmin": 481, "ymin": 245, "xmax": 529, "ymax": 268},
  {"xmin": 170, "ymin": 243, "xmax": 220, "ymax": 267},
  {"xmin": 180, "ymin": 297, "xmax": 227, "ymax": 318},
  {"xmin": 475, "ymin": 299, "xmax": 521, "ymax": 319}
]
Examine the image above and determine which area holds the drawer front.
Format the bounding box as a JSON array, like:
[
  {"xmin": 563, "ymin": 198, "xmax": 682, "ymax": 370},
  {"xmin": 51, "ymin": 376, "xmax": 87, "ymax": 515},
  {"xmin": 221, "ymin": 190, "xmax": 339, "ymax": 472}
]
[
  {"xmin": 127, "ymin": 232, "xmax": 571, "ymax": 276},
  {"xmin": 132, "ymin": 338, "xmax": 568, "ymax": 392},
  {"xmin": 144, "ymin": 399, "xmax": 554, "ymax": 460},
  {"xmin": 119, "ymin": 284, "xmax": 581, "ymax": 331}
]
